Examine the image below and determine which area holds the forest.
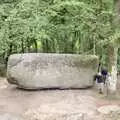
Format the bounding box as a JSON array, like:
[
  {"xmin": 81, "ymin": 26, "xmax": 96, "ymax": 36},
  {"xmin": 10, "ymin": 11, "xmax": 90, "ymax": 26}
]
[{"xmin": 0, "ymin": 0, "xmax": 120, "ymax": 74}]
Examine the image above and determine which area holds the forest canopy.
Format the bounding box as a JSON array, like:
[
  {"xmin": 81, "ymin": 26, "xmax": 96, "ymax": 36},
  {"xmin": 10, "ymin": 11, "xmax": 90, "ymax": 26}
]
[{"xmin": 0, "ymin": 0, "xmax": 120, "ymax": 71}]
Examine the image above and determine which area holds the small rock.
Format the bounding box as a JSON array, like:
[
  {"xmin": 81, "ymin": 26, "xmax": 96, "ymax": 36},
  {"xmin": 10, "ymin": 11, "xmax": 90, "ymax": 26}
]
[{"xmin": 97, "ymin": 105, "xmax": 120, "ymax": 115}]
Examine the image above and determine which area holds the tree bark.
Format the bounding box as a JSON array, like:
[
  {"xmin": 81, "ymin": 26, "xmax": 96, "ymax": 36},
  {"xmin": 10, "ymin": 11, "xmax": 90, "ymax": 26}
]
[
  {"xmin": 5, "ymin": 43, "xmax": 13, "ymax": 66},
  {"xmin": 26, "ymin": 39, "xmax": 31, "ymax": 53},
  {"xmin": 114, "ymin": 0, "xmax": 120, "ymax": 24},
  {"xmin": 21, "ymin": 39, "xmax": 24, "ymax": 53},
  {"xmin": 108, "ymin": 43, "xmax": 118, "ymax": 92},
  {"xmin": 107, "ymin": 0, "xmax": 120, "ymax": 93},
  {"xmin": 33, "ymin": 39, "xmax": 38, "ymax": 53}
]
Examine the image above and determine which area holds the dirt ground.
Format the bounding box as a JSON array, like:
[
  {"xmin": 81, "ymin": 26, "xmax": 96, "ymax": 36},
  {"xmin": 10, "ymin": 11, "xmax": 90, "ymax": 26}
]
[{"xmin": 0, "ymin": 77, "xmax": 120, "ymax": 120}]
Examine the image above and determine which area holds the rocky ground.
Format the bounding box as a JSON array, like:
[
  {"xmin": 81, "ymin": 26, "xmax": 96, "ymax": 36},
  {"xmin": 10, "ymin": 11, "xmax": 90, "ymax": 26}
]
[{"xmin": 0, "ymin": 77, "xmax": 120, "ymax": 120}]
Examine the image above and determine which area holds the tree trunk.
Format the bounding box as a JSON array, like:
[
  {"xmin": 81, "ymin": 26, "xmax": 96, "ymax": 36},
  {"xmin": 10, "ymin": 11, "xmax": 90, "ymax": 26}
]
[
  {"xmin": 114, "ymin": 0, "xmax": 120, "ymax": 24},
  {"xmin": 33, "ymin": 39, "xmax": 38, "ymax": 53},
  {"xmin": 93, "ymin": 37, "xmax": 96, "ymax": 55},
  {"xmin": 108, "ymin": 43, "xmax": 118, "ymax": 92},
  {"xmin": 21, "ymin": 39, "xmax": 24, "ymax": 53},
  {"xmin": 26, "ymin": 39, "xmax": 31, "ymax": 53},
  {"xmin": 45, "ymin": 39, "xmax": 49, "ymax": 53},
  {"xmin": 5, "ymin": 43, "xmax": 13, "ymax": 66},
  {"xmin": 107, "ymin": 0, "xmax": 120, "ymax": 93}
]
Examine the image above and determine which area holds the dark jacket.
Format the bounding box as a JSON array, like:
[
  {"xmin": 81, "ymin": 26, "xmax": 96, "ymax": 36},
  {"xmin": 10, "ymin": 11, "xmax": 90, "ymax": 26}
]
[{"xmin": 96, "ymin": 74, "xmax": 103, "ymax": 83}]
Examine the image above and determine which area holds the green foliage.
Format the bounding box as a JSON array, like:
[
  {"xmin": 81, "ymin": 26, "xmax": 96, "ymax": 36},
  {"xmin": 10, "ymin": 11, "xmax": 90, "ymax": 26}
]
[{"xmin": 0, "ymin": 0, "xmax": 119, "ymax": 69}]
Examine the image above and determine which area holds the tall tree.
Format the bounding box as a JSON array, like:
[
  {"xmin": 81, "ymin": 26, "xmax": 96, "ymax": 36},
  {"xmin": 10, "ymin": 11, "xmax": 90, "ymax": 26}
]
[{"xmin": 107, "ymin": 0, "xmax": 120, "ymax": 93}]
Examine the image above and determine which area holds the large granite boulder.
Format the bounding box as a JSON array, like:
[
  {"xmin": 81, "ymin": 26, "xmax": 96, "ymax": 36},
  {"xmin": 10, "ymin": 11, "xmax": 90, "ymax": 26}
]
[{"xmin": 7, "ymin": 53, "xmax": 98, "ymax": 89}]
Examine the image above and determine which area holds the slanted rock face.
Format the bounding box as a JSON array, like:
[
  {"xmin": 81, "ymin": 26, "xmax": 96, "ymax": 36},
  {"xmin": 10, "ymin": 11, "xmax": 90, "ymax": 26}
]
[{"xmin": 7, "ymin": 53, "xmax": 98, "ymax": 89}]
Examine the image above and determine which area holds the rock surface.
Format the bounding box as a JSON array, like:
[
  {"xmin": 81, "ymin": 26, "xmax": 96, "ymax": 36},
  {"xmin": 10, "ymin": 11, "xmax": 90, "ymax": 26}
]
[
  {"xmin": 7, "ymin": 53, "xmax": 98, "ymax": 89},
  {"xmin": 97, "ymin": 105, "xmax": 120, "ymax": 114}
]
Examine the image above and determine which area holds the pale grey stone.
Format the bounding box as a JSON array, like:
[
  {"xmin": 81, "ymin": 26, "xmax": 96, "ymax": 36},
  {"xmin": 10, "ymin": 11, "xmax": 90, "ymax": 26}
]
[
  {"xmin": 97, "ymin": 105, "xmax": 120, "ymax": 114},
  {"xmin": 7, "ymin": 53, "xmax": 98, "ymax": 89}
]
